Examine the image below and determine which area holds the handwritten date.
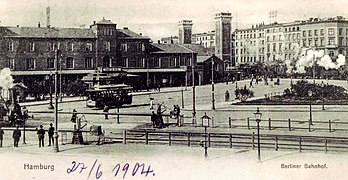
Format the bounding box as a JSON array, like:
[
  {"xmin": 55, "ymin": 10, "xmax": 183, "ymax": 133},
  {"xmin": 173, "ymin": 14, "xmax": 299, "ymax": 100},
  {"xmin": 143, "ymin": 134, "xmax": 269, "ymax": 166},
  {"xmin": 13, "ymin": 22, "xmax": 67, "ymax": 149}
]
[{"xmin": 66, "ymin": 159, "xmax": 155, "ymax": 179}]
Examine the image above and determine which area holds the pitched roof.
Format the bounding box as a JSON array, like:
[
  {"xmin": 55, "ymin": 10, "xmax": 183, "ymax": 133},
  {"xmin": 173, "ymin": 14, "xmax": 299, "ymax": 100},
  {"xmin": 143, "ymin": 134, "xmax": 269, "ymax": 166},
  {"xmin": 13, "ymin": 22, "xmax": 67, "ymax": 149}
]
[
  {"xmin": 182, "ymin": 44, "xmax": 214, "ymax": 56},
  {"xmin": 2, "ymin": 26, "xmax": 96, "ymax": 38},
  {"xmin": 150, "ymin": 43, "xmax": 194, "ymax": 54},
  {"xmin": 117, "ymin": 28, "xmax": 149, "ymax": 39}
]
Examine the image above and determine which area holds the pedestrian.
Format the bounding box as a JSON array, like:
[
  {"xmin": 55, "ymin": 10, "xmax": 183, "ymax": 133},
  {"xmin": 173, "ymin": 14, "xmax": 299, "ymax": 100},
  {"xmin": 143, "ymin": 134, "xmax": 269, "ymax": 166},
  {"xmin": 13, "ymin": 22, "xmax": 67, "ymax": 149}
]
[
  {"xmin": 37, "ymin": 125, "xmax": 45, "ymax": 147},
  {"xmin": 71, "ymin": 109, "xmax": 77, "ymax": 123},
  {"xmin": 151, "ymin": 111, "xmax": 157, "ymax": 128},
  {"xmin": 0, "ymin": 126, "xmax": 4, "ymax": 147},
  {"xmin": 12, "ymin": 125, "xmax": 21, "ymax": 147},
  {"xmin": 249, "ymin": 80, "xmax": 253, "ymax": 88},
  {"xmin": 225, "ymin": 90, "xmax": 230, "ymax": 102},
  {"xmin": 149, "ymin": 98, "xmax": 154, "ymax": 110},
  {"xmin": 48, "ymin": 123, "xmax": 54, "ymax": 146},
  {"xmin": 103, "ymin": 105, "xmax": 109, "ymax": 120},
  {"xmin": 157, "ymin": 103, "xmax": 166, "ymax": 128}
]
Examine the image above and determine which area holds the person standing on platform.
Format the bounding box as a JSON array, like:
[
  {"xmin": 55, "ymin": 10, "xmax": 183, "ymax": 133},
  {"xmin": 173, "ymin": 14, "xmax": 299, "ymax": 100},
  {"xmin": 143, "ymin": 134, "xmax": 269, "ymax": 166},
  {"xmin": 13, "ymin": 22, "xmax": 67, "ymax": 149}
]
[
  {"xmin": 103, "ymin": 105, "xmax": 109, "ymax": 120},
  {"xmin": 48, "ymin": 123, "xmax": 54, "ymax": 146},
  {"xmin": 149, "ymin": 98, "xmax": 154, "ymax": 110},
  {"xmin": 37, "ymin": 125, "xmax": 45, "ymax": 147},
  {"xmin": 0, "ymin": 126, "xmax": 4, "ymax": 147},
  {"xmin": 12, "ymin": 125, "xmax": 21, "ymax": 147},
  {"xmin": 151, "ymin": 111, "xmax": 157, "ymax": 128}
]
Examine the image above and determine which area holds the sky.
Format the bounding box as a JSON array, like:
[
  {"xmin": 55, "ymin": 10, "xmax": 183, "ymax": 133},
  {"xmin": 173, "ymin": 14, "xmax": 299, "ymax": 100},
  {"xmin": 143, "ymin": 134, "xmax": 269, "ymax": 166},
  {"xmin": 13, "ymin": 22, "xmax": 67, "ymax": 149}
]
[{"xmin": 0, "ymin": 0, "xmax": 348, "ymax": 41}]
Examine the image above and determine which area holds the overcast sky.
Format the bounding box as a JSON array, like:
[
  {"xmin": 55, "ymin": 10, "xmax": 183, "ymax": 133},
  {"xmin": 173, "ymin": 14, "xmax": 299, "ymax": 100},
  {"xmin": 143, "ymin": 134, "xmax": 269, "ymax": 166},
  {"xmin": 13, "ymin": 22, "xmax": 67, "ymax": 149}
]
[{"xmin": 0, "ymin": 0, "xmax": 347, "ymax": 40}]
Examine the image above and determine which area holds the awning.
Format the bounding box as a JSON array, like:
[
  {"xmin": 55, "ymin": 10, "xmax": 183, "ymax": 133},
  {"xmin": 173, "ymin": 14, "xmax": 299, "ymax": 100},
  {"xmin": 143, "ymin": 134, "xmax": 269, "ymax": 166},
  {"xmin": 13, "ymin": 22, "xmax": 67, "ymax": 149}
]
[
  {"xmin": 124, "ymin": 68, "xmax": 186, "ymax": 73},
  {"xmin": 11, "ymin": 70, "xmax": 96, "ymax": 76}
]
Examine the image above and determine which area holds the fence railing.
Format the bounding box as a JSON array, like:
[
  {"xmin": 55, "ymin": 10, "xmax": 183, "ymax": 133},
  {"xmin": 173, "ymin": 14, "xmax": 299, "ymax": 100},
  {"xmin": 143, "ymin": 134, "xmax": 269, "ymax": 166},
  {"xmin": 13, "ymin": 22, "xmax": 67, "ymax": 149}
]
[{"xmin": 103, "ymin": 129, "xmax": 348, "ymax": 152}]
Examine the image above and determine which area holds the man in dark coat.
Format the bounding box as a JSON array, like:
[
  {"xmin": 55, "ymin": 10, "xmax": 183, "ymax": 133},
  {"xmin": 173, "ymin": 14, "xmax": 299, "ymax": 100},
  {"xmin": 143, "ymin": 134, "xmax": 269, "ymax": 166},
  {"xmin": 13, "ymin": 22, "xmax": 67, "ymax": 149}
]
[
  {"xmin": 48, "ymin": 123, "xmax": 54, "ymax": 146},
  {"xmin": 37, "ymin": 125, "xmax": 45, "ymax": 147},
  {"xmin": 150, "ymin": 111, "xmax": 157, "ymax": 128},
  {"xmin": 12, "ymin": 125, "xmax": 21, "ymax": 147}
]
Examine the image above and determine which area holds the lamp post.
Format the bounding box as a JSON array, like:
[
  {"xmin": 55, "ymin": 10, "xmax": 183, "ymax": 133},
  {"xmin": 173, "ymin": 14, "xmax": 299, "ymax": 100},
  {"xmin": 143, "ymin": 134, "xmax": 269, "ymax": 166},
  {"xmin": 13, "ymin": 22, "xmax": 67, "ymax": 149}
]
[
  {"xmin": 192, "ymin": 52, "xmax": 196, "ymax": 126},
  {"xmin": 308, "ymin": 90, "xmax": 313, "ymax": 126},
  {"xmin": 45, "ymin": 72, "xmax": 54, "ymax": 109},
  {"xmin": 181, "ymin": 85, "xmax": 184, "ymax": 108},
  {"xmin": 254, "ymin": 107, "xmax": 262, "ymax": 161},
  {"xmin": 321, "ymin": 81, "xmax": 325, "ymax": 111},
  {"xmin": 211, "ymin": 59, "xmax": 215, "ymax": 110},
  {"xmin": 201, "ymin": 112, "xmax": 211, "ymax": 159},
  {"xmin": 53, "ymin": 49, "xmax": 59, "ymax": 152}
]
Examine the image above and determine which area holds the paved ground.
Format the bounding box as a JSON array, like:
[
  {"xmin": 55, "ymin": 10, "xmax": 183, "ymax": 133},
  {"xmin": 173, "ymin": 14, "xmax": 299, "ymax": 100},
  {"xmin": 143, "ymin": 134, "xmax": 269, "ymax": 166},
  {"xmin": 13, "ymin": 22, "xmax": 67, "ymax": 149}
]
[{"xmin": 3, "ymin": 78, "xmax": 348, "ymax": 179}]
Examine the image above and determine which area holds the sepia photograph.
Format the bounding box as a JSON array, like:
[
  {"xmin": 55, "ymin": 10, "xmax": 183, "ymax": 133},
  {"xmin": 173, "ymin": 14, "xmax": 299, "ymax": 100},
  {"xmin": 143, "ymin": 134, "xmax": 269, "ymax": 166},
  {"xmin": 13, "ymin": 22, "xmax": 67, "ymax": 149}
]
[{"xmin": 0, "ymin": 0, "xmax": 348, "ymax": 179}]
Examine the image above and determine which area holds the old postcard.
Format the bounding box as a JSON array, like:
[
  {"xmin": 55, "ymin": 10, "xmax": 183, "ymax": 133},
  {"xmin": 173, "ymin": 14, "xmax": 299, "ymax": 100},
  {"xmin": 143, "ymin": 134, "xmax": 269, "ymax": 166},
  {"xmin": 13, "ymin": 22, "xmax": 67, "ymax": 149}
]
[{"xmin": 0, "ymin": 0, "xmax": 347, "ymax": 179}]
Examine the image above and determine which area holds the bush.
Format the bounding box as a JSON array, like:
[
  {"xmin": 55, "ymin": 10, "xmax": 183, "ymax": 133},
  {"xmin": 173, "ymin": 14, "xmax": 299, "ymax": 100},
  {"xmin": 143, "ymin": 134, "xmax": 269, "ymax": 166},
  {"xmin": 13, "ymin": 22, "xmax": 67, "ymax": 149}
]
[{"xmin": 290, "ymin": 80, "xmax": 348, "ymax": 100}]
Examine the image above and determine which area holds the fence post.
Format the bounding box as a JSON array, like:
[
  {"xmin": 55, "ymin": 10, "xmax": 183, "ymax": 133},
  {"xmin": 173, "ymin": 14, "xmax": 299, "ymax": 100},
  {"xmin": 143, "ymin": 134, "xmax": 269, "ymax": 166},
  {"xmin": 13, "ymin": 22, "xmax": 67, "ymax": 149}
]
[
  {"xmin": 123, "ymin": 130, "xmax": 127, "ymax": 144},
  {"xmin": 188, "ymin": 133, "xmax": 191, "ymax": 146},
  {"xmin": 252, "ymin": 132, "xmax": 255, "ymax": 150},
  {"xmin": 169, "ymin": 132, "xmax": 172, "ymax": 146},
  {"xmin": 208, "ymin": 133, "xmax": 211, "ymax": 147},
  {"xmin": 229, "ymin": 134, "xmax": 232, "ymax": 148},
  {"xmin": 275, "ymin": 136, "xmax": 279, "ymax": 151},
  {"xmin": 117, "ymin": 107, "xmax": 120, "ymax": 124},
  {"xmin": 325, "ymin": 138, "xmax": 328, "ymax": 153},
  {"xmin": 308, "ymin": 121, "xmax": 311, "ymax": 132},
  {"xmin": 299, "ymin": 137, "xmax": 302, "ymax": 152},
  {"xmin": 229, "ymin": 117, "xmax": 232, "ymax": 128},
  {"xmin": 268, "ymin": 118, "xmax": 272, "ymax": 130},
  {"xmin": 329, "ymin": 120, "xmax": 331, "ymax": 132},
  {"xmin": 247, "ymin": 117, "xmax": 250, "ymax": 130},
  {"xmin": 145, "ymin": 132, "xmax": 149, "ymax": 145},
  {"xmin": 288, "ymin": 118, "xmax": 291, "ymax": 131},
  {"xmin": 212, "ymin": 117, "xmax": 214, "ymax": 128}
]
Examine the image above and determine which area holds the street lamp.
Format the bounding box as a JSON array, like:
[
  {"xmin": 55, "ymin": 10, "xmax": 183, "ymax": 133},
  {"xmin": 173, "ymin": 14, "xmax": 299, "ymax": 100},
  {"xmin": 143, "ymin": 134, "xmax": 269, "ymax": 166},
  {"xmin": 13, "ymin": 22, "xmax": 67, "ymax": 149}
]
[
  {"xmin": 201, "ymin": 112, "xmax": 211, "ymax": 159},
  {"xmin": 181, "ymin": 85, "xmax": 184, "ymax": 108},
  {"xmin": 45, "ymin": 72, "xmax": 54, "ymax": 109},
  {"xmin": 211, "ymin": 59, "xmax": 215, "ymax": 110},
  {"xmin": 53, "ymin": 49, "xmax": 60, "ymax": 152},
  {"xmin": 254, "ymin": 107, "xmax": 262, "ymax": 161},
  {"xmin": 308, "ymin": 90, "xmax": 313, "ymax": 126},
  {"xmin": 192, "ymin": 52, "xmax": 196, "ymax": 126},
  {"xmin": 321, "ymin": 81, "xmax": 325, "ymax": 111}
]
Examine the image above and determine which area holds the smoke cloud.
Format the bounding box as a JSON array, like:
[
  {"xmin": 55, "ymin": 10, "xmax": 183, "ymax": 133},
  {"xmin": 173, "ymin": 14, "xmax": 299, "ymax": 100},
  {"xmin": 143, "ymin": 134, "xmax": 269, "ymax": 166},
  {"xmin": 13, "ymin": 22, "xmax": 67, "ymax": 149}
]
[{"xmin": 0, "ymin": 68, "xmax": 14, "ymax": 100}]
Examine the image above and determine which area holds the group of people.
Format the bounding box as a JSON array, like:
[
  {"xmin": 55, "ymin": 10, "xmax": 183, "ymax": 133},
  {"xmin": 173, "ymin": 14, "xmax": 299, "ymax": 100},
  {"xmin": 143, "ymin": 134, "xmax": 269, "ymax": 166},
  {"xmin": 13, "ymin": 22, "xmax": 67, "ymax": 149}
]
[
  {"xmin": 150, "ymin": 102, "xmax": 167, "ymax": 128},
  {"xmin": 0, "ymin": 123, "xmax": 55, "ymax": 148}
]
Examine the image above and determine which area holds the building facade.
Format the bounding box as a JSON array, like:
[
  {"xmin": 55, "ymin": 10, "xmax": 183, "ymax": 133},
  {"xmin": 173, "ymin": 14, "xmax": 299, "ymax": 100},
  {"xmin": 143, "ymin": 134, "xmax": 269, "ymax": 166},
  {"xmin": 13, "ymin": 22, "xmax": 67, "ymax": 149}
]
[
  {"xmin": 192, "ymin": 31, "xmax": 215, "ymax": 48},
  {"xmin": 0, "ymin": 18, "xmax": 198, "ymax": 96},
  {"xmin": 234, "ymin": 16, "xmax": 348, "ymax": 67}
]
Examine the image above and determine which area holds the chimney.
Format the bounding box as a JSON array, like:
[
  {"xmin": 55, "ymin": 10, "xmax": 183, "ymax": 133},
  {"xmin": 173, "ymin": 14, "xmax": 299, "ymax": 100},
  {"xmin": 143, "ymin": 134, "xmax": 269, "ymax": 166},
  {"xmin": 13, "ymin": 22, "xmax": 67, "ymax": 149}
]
[
  {"xmin": 16, "ymin": 25, "xmax": 19, "ymax": 27},
  {"xmin": 171, "ymin": 39, "xmax": 174, "ymax": 44},
  {"xmin": 158, "ymin": 40, "xmax": 160, "ymax": 44},
  {"xmin": 123, "ymin": 27, "xmax": 128, "ymax": 30},
  {"xmin": 139, "ymin": 33, "xmax": 142, "ymax": 36},
  {"xmin": 93, "ymin": 21, "xmax": 96, "ymax": 25},
  {"xmin": 38, "ymin": 22, "xmax": 41, "ymax": 28}
]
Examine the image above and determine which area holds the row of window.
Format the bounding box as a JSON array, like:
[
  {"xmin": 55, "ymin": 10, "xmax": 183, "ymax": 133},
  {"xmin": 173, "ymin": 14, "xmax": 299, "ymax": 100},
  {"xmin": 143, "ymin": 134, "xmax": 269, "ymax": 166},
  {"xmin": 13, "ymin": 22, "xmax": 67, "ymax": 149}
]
[
  {"xmin": 6, "ymin": 41, "xmax": 94, "ymax": 52},
  {"xmin": 121, "ymin": 57, "xmax": 191, "ymax": 68},
  {"xmin": 5, "ymin": 57, "xmax": 94, "ymax": 70},
  {"xmin": 238, "ymin": 56, "xmax": 265, "ymax": 63},
  {"xmin": 120, "ymin": 43, "xmax": 145, "ymax": 52},
  {"xmin": 236, "ymin": 32, "xmax": 265, "ymax": 40}
]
